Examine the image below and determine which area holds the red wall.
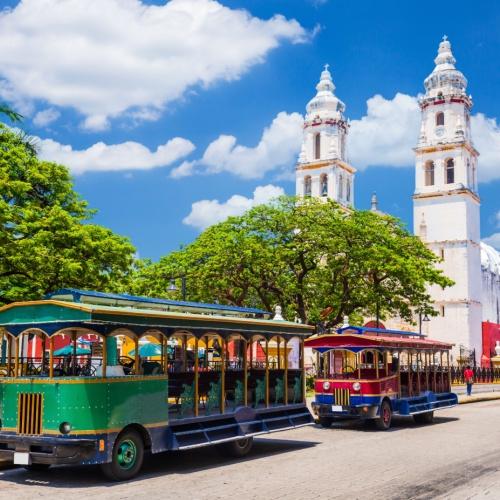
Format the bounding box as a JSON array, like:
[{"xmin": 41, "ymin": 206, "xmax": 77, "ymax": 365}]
[
  {"xmin": 26, "ymin": 334, "xmax": 99, "ymax": 358},
  {"xmin": 482, "ymin": 321, "xmax": 500, "ymax": 367}
]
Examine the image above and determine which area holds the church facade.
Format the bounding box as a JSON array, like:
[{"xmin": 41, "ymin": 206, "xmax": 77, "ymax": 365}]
[
  {"xmin": 296, "ymin": 38, "xmax": 500, "ymax": 365},
  {"xmin": 295, "ymin": 65, "xmax": 355, "ymax": 207}
]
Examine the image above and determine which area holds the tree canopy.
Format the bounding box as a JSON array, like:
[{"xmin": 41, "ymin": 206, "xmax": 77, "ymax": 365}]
[
  {"xmin": 131, "ymin": 196, "xmax": 453, "ymax": 327},
  {"xmin": 0, "ymin": 124, "xmax": 136, "ymax": 303}
]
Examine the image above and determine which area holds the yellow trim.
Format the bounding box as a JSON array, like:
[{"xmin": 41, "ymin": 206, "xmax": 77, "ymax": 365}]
[
  {"xmin": 308, "ymin": 333, "xmax": 453, "ymax": 350},
  {"xmin": 0, "ymin": 375, "xmax": 168, "ymax": 385},
  {"xmin": 144, "ymin": 422, "xmax": 168, "ymax": 429},
  {"xmin": 296, "ymin": 159, "xmax": 357, "ymax": 174},
  {"xmin": 0, "ymin": 299, "xmax": 91, "ymax": 314},
  {"xmin": 31, "ymin": 421, "xmax": 169, "ymax": 436},
  {"xmin": 316, "ymin": 392, "xmax": 395, "ymax": 397},
  {"xmin": 0, "ymin": 300, "xmax": 313, "ymax": 331},
  {"xmin": 414, "ymin": 141, "xmax": 478, "ymax": 157},
  {"xmin": 316, "ymin": 374, "xmax": 398, "ymax": 384},
  {"xmin": 413, "ymin": 189, "xmax": 480, "ymax": 204}
]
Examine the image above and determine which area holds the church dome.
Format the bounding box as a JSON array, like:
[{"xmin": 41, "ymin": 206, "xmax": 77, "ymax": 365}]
[
  {"xmin": 481, "ymin": 242, "xmax": 500, "ymax": 276},
  {"xmin": 424, "ymin": 36, "xmax": 467, "ymax": 97},
  {"xmin": 306, "ymin": 65, "xmax": 345, "ymax": 121}
]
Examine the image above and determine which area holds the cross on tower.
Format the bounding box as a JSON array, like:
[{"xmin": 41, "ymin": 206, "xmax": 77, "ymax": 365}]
[
  {"xmin": 442, "ymin": 34, "xmax": 448, "ymax": 41},
  {"xmin": 324, "ymin": 63, "xmax": 329, "ymax": 71}
]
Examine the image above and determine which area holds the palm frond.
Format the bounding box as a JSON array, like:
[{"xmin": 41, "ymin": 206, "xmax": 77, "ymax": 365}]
[{"xmin": 0, "ymin": 104, "xmax": 23, "ymax": 123}]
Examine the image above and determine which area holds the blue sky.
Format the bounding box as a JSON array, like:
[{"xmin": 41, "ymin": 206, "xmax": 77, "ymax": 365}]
[{"xmin": 1, "ymin": 0, "xmax": 499, "ymax": 259}]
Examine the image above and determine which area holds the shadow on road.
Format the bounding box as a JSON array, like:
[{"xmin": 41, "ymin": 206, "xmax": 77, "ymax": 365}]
[
  {"xmin": 0, "ymin": 436, "xmax": 320, "ymax": 489},
  {"xmin": 314, "ymin": 415, "xmax": 459, "ymax": 433}
]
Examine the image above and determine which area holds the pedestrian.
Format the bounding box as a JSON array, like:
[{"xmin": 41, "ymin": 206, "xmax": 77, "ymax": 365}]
[{"xmin": 464, "ymin": 365, "xmax": 474, "ymax": 396}]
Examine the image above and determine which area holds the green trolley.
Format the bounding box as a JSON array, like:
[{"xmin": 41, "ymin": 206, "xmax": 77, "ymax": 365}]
[{"xmin": 0, "ymin": 289, "xmax": 313, "ymax": 480}]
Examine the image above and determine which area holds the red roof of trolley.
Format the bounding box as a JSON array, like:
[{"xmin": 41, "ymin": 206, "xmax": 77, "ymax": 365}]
[{"xmin": 305, "ymin": 325, "xmax": 454, "ymax": 353}]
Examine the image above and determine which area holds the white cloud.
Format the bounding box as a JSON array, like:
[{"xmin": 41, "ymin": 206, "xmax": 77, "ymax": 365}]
[
  {"xmin": 183, "ymin": 184, "xmax": 285, "ymax": 230},
  {"xmin": 0, "ymin": 0, "xmax": 307, "ymax": 130},
  {"xmin": 38, "ymin": 136, "xmax": 195, "ymax": 174},
  {"xmin": 0, "ymin": 80, "xmax": 34, "ymax": 117},
  {"xmin": 470, "ymin": 114, "xmax": 500, "ymax": 183},
  {"xmin": 172, "ymin": 111, "xmax": 303, "ymax": 179},
  {"xmin": 170, "ymin": 160, "xmax": 196, "ymax": 179},
  {"xmin": 347, "ymin": 93, "xmax": 500, "ymax": 183},
  {"xmin": 33, "ymin": 108, "xmax": 60, "ymax": 127},
  {"xmin": 348, "ymin": 93, "xmax": 420, "ymax": 169},
  {"xmin": 483, "ymin": 233, "xmax": 500, "ymax": 251}
]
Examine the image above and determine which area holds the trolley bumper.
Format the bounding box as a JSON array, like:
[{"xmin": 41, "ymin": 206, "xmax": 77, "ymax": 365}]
[{"xmin": 0, "ymin": 433, "xmax": 96, "ymax": 465}]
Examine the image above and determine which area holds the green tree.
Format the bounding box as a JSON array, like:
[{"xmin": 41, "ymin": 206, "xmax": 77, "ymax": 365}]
[
  {"xmin": 0, "ymin": 104, "xmax": 23, "ymax": 123},
  {"xmin": 132, "ymin": 196, "xmax": 453, "ymax": 326},
  {"xmin": 0, "ymin": 124, "xmax": 136, "ymax": 303}
]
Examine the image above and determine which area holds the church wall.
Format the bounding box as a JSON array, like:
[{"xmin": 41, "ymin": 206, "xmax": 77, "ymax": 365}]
[
  {"xmin": 296, "ymin": 165, "xmax": 337, "ymax": 198},
  {"xmin": 426, "ymin": 244, "xmax": 474, "ymax": 300},
  {"xmin": 426, "ymin": 302, "xmax": 482, "ymax": 362},
  {"xmin": 420, "ymin": 101, "xmax": 472, "ymax": 145},
  {"xmin": 414, "ymin": 195, "xmax": 480, "ymax": 242},
  {"xmin": 415, "ymin": 152, "xmax": 471, "ymax": 194},
  {"xmin": 482, "ymin": 268, "xmax": 500, "ymax": 324}
]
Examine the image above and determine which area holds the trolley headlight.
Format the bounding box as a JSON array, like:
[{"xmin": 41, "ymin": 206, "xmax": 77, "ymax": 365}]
[
  {"xmin": 352, "ymin": 382, "xmax": 361, "ymax": 391},
  {"xmin": 59, "ymin": 422, "xmax": 72, "ymax": 435},
  {"xmin": 322, "ymin": 381, "xmax": 331, "ymax": 391}
]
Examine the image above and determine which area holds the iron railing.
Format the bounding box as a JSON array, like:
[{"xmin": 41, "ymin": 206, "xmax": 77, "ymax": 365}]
[{"xmin": 451, "ymin": 366, "xmax": 500, "ymax": 384}]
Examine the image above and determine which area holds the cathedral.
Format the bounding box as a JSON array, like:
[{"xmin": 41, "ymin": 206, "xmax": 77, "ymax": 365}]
[{"xmin": 296, "ymin": 37, "xmax": 500, "ymax": 365}]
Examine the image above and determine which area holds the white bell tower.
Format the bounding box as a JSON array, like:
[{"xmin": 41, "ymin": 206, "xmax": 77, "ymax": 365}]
[
  {"xmin": 413, "ymin": 36, "xmax": 482, "ymax": 361},
  {"xmin": 296, "ymin": 65, "xmax": 356, "ymax": 206}
]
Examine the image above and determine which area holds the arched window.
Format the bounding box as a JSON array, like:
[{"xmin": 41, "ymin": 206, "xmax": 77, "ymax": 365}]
[
  {"xmin": 304, "ymin": 176, "xmax": 312, "ymax": 197},
  {"xmin": 346, "ymin": 178, "xmax": 351, "ymax": 202},
  {"xmin": 445, "ymin": 159, "xmax": 455, "ymax": 184},
  {"xmin": 314, "ymin": 133, "xmax": 321, "ymax": 160},
  {"xmin": 436, "ymin": 112, "xmax": 445, "ymax": 126},
  {"xmin": 320, "ymin": 174, "xmax": 328, "ymax": 197},
  {"xmin": 424, "ymin": 161, "xmax": 435, "ymax": 186},
  {"xmin": 338, "ymin": 174, "xmax": 344, "ymax": 198}
]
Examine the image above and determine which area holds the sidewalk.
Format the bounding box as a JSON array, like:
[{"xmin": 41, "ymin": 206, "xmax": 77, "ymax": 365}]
[
  {"xmin": 452, "ymin": 383, "xmax": 500, "ymax": 395},
  {"xmin": 458, "ymin": 391, "xmax": 500, "ymax": 404}
]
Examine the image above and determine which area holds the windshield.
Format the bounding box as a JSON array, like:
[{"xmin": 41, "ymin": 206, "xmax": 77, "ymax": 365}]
[{"xmin": 316, "ymin": 349, "xmax": 397, "ymax": 379}]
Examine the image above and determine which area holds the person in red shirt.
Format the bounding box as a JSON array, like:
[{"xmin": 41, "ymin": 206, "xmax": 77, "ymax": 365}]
[{"xmin": 464, "ymin": 365, "xmax": 474, "ymax": 396}]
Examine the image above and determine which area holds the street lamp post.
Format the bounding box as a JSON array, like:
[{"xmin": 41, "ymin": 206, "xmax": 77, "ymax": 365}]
[
  {"xmin": 168, "ymin": 276, "xmax": 187, "ymax": 301},
  {"xmin": 418, "ymin": 310, "xmax": 430, "ymax": 335}
]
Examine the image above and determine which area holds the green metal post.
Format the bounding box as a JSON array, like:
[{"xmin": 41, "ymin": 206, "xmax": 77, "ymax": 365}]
[{"xmin": 106, "ymin": 336, "xmax": 118, "ymax": 366}]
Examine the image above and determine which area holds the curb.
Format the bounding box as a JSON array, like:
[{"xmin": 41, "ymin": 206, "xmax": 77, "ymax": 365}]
[{"xmin": 458, "ymin": 393, "xmax": 500, "ymax": 405}]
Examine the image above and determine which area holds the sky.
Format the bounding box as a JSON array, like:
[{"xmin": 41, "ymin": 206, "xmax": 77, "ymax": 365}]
[{"xmin": 1, "ymin": 0, "xmax": 499, "ymax": 260}]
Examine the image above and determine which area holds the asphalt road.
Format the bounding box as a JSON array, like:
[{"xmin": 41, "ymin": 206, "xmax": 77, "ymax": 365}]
[{"xmin": 1, "ymin": 401, "xmax": 500, "ymax": 500}]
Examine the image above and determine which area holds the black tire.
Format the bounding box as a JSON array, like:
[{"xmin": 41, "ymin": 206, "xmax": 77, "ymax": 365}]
[
  {"xmin": 23, "ymin": 463, "xmax": 51, "ymax": 471},
  {"xmin": 318, "ymin": 417, "xmax": 333, "ymax": 428},
  {"xmin": 413, "ymin": 411, "xmax": 434, "ymax": 424},
  {"xmin": 217, "ymin": 437, "xmax": 253, "ymax": 458},
  {"xmin": 375, "ymin": 400, "xmax": 392, "ymax": 430},
  {"xmin": 100, "ymin": 429, "xmax": 144, "ymax": 481}
]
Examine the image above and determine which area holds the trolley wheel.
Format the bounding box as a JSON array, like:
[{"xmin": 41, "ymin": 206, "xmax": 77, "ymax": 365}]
[
  {"xmin": 217, "ymin": 437, "xmax": 254, "ymax": 458},
  {"xmin": 375, "ymin": 400, "xmax": 392, "ymax": 430},
  {"xmin": 100, "ymin": 429, "xmax": 144, "ymax": 481},
  {"xmin": 318, "ymin": 417, "xmax": 333, "ymax": 428},
  {"xmin": 23, "ymin": 464, "xmax": 51, "ymax": 472},
  {"xmin": 413, "ymin": 411, "xmax": 434, "ymax": 424}
]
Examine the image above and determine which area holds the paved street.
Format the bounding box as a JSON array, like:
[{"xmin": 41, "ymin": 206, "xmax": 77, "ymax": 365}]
[{"xmin": 1, "ymin": 401, "xmax": 500, "ymax": 500}]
